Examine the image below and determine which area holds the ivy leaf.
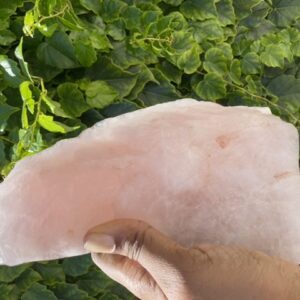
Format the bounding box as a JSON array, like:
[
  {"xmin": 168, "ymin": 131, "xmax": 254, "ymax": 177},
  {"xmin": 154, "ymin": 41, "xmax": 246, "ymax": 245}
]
[
  {"xmin": 37, "ymin": 31, "xmax": 78, "ymax": 69},
  {"xmin": 101, "ymin": 100, "xmax": 140, "ymax": 117},
  {"xmin": 38, "ymin": 114, "xmax": 80, "ymax": 133},
  {"xmin": 76, "ymin": 270, "xmax": 110, "ymax": 296},
  {"xmin": 51, "ymin": 283, "xmax": 96, "ymax": 300},
  {"xmin": 85, "ymin": 80, "xmax": 118, "ymax": 109},
  {"xmin": 0, "ymin": 264, "xmax": 29, "ymax": 283},
  {"xmin": 19, "ymin": 81, "xmax": 35, "ymax": 114},
  {"xmin": 180, "ymin": 0, "xmax": 217, "ymax": 21},
  {"xmin": 99, "ymin": 0, "xmax": 127, "ymax": 22},
  {"xmin": 41, "ymin": 95, "xmax": 71, "ymax": 118},
  {"xmin": 194, "ymin": 73, "xmax": 227, "ymax": 101},
  {"xmin": 203, "ymin": 48, "xmax": 228, "ymax": 76},
  {"xmin": 57, "ymin": 83, "xmax": 90, "ymax": 117},
  {"xmin": 14, "ymin": 268, "xmax": 42, "ymax": 292},
  {"xmin": 0, "ymin": 55, "xmax": 25, "ymax": 87},
  {"xmin": 62, "ymin": 255, "xmax": 93, "ymax": 277},
  {"xmin": 269, "ymin": 0, "xmax": 300, "ymax": 27},
  {"xmin": 36, "ymin": 0, "xmax": 57, "ymax": 16},
  {"xmin": 21, "ymin": 283, "xmax": 57, "ymax": 300},
  {"xmin": 176, "ymin": 44, "xmax": 202, "ymax": 74},
  {"xmin": 266, "ymin": 74, "xmax": 300, "ymax": 104},
  {"xmin": 33, "ymin": 263, "xmax": 65, "ymax": 286},
  {"xmin": 127, "ymin": 64, "xmax": 158, "ymax": 100},
  {"xmin": 138, "ymin": 82, "xmax": 180, "ymax": 106},
  {"xmin": 162, "ymin": 0, "xmax": 184, "ymax": 6},
  {"xmin": 15, "ymin": 37, "xmax": 33, "ymax": 82},
  {"xmin": 0, "ymin": 283, "xmax": 21, "ymax": 300},
  {"xmin": 0, "ymin": 103, "xmax": 19, "ymax": 126},
  {"xmin": 229, "ymin": 59, "xmax": 242, "ymax": 85},
  {"xmin": 260, "ymin": 43, "xmax": 293, "ymax": 68},
  {"xmin": 73, "ymin": 43, "xmax": 97, "ymax": 68},
  {"xmin": 156, "ymin": 60, "xmax": 182, "ymax": 85},
  {"xmin": 79, "ymin": 0, "xmax": 101, "ymax": 14},
  {"xmin": 241, "ymin": 52, "xmax": 261, "ymax": 74},
  {"xmin": 0, "ymin": 29, "xmax": 16, "ymax": 46},
  {"xmin": 0, "ymin": 141, "xmax": 7, "ymax": 169},
  {"xmin": 232, "ymin": 0, "xmax": 263, "ymax": 20},
  {"xmin": 86, "ymin": 57, "xmax": 137, "ymax": 98},
  {"xmin": 216, "ymin": 0, "xmax": 235, "ymax": 25},
  {"xmin": 192, "ymin": 19, "xmax": 224, "ymax": 43}
]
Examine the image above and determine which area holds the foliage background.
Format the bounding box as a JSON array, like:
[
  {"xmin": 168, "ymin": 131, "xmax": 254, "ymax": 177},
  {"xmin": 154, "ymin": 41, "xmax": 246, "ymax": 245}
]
[{"xmin": 0, "ymin": 0, "xmax": 299, "ymax": 299}]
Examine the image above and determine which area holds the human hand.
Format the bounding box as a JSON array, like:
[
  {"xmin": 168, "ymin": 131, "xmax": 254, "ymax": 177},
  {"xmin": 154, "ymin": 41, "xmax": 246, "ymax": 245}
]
[{"xmin": 83, "ymin": 219, "xmax": 300, "ymax": 300}]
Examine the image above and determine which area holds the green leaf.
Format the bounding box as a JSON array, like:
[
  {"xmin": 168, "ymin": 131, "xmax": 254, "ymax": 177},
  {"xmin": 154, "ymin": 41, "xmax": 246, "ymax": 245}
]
[
  {"xmin": 21, "ymin": 283, "xmax": 57, "ymax": 300},
  {"xmin": 216, "ymin": 0, "xmax": 235, "ymax": 25},
  {"xmin": 38, "ymin": 114, "xmax": 79, "ymax": 133},
  {"xmin": 156, "ymin": 60, "xmax": 182, "ymax": 85},
  {"xmin": 41, "ymin": 95, "xmax": 71, "ymax": 118},
  {"xmin": 192, "ymin": 19, "xmax": 224, "ymax": 43},
  {"xmin": 19, "ymin": 81, "xmax": 35, "ymax": 114},
  {"xmin": 194, "ymin": 73, "xmax": 227, "ymax": 101},
  {"xmin": 232, "ymin": 0, "xmax": 263, "ymax": 20},
  {"xmin": 14, "ymin": 268, "xmax": 42, "ymax": 292},
  {"xmin": 101, "ymin": 100, "xmax": 140, "ymax": 117},
  {"xmin": 0, "ymin": 56, "xmax": 25, "ymax": 87},
  {"xmin": 37, "ymin": 0, "xmax": 57, "ymax": 16},
  {"xmin": 127, "ymin": 65, "xmax": 157, "ymax": 100},
  {"xmin": 86, "ymin": 57, "xmax": 137, "ymax": 98},
  {"xmin": 57, "ymin": 83, "xmax": 90, "ymax": 117},
  {"xmin": 85, "ymin": 80, "xmax": 118, "ymax": 109},
  {"xmin": 99, "ymin": 0, "xmax": 127, "ymax": 22},
  {"xmin": 269, "ymin": 0, "xmax": 300, "ymax": 27},
  {"xmin": 74, "ymin": 43, "xmax": 97, "ymax": 67},
  {"xmin": 33, "ymin": 263, "xmax": 65, "ymax": 286},
  {"xmin": 0, "ymin": 29, "xmax": 16, "ymax": 46},
  {"xmin": 0, "ymin": 103, "xmax": 19, "ymax": 126},
  {"xmin": 15, "ymin": 37, "xmax": 33, "ymax": 82},
  {"xmin": 241, "ymin": 52, "xmax": 261, "ymax": 74},
  {"xmin": 79, "ymin": 0, "xmax": 101, "ymax": 14},
  {"xmin": 23, "ymin": 10, "xmax": 35, "ymax": 37},
  {"xmin": 203, "ymin": 48, "xmax": 228, "ymax": 76},
  {"xmin": 180, "ymin": 0, "xmax": 217, "ymax": 21},
  {"xmin": 260, "ymin": 43, "xmax": 293, "ymax": 68},
  {"xmin": 138, "ymin": 82, "xmax": 180, "ymax": 106},
  {"xmin": 37, "ymin": 23, "xmax": 58, "ymax": 38},
  {"xmin": 0, "ymin": 264, "xmax": 29, "ymax": 283},
  {"xmin": 37, "ymin": 31, "xmax": 78, "ymax": 69},
  {"xmin": 0, "ymin": 141, "xmax": 7, "ymax": 169},
  {"xmin": 62, "ymin": 255, "xmax": 93, "ymax": 277},
  {"xmin": 162, "ymin": 0, "xmax": 184, "ymax": 6},
  {"xmin": 266, "ymin": 74, "xmax": 300, "ymax": 104},
  {"xmin": 176, "ymin": 44, "xmax": 202, "ymax": 74},
  {"xmin": 0, "ymin": 283, "xmax": 20, "ymax": 300},
  {"xmin": 229, "ymin": 59, "xmax": 242, "ymax": 85},
  {"xmin": 51, "ymin": 283, "xmax": 95, "ymax": 300}
]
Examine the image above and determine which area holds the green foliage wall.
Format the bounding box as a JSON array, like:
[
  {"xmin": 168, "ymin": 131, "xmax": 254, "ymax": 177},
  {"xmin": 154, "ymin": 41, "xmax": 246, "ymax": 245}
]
[{"xmin": 0, "ymin": 0, "xmax": 299, "ymax": 298}]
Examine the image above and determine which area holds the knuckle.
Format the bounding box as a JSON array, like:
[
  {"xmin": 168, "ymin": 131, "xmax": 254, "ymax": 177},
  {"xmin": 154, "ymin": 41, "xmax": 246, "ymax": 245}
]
[{"xmin": 125, "ymin": 224, "xmax": 151, "ymax": 261}]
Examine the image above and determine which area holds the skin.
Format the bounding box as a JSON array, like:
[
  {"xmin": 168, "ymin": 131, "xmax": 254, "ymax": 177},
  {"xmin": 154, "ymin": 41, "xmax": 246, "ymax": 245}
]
[{"xmin": 83, "ymin": 219, "xmax": 300, "ymax": 300}]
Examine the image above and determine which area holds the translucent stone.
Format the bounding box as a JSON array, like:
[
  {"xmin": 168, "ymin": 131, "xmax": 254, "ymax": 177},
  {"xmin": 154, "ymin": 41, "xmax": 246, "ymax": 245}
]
[{"xmin": 0, "ymin": 99, "xmax": 299, "ymax": 266}]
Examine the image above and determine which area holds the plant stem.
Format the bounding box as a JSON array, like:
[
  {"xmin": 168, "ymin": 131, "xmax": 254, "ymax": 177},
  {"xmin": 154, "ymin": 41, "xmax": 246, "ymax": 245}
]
[{"xmin": 0, "ymin": 136, "xmax": 14, "ymax": 144}]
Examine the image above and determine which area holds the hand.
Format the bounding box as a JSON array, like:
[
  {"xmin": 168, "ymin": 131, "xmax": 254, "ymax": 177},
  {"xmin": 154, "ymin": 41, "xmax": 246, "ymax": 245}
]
[{"xmin": 83, "ymin": 219, "xmax": 300, "ymax": 300}]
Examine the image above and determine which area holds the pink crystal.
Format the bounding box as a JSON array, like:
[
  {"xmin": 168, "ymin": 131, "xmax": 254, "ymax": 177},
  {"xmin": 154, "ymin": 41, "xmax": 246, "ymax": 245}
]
[{"xmin": 0, "ymin": 99, "xmax": 299, "ymax": 266}]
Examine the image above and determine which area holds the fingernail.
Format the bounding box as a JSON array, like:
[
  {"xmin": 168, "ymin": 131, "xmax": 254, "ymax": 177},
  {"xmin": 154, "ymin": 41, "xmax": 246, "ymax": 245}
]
[{"xmin": 84, "ymin": 234, "xmax": 116, "ymax": 253}]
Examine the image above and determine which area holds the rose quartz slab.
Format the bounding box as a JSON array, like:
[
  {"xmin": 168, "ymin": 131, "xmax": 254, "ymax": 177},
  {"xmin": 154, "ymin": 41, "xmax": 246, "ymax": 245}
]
[{"xmin": 0, "ymin": 99, "xmax": 299, "ymax": 266}]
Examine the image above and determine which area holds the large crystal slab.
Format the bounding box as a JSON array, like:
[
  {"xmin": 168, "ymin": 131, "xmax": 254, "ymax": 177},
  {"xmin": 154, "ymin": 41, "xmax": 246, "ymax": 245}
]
[{"xmin": 0, "ymin": 99, "xmax": 299, "ymax": 266}]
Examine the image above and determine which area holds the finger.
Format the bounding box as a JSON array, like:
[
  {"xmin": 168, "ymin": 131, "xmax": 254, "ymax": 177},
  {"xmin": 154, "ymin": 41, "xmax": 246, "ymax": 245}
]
[
  {"xmin": 83, "ymin": 219, "xmax": 188, "ymax": 293},
  {"xmin": 91, "ymin": 252, "xmax": 166, "ymax": 300}
]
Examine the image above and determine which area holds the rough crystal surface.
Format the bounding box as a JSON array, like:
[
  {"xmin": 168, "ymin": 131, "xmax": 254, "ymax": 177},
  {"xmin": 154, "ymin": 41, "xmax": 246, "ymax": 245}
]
[{"xmin": 0, "ymin": 99, "xmax": 299, "ymax": 266}]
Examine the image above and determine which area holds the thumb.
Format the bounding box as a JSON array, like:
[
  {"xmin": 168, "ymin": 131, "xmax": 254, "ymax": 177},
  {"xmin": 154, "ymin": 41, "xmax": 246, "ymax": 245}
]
[{"xmin": 83, "ymin": 219, "xmax": 188, "ymax": 295}]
